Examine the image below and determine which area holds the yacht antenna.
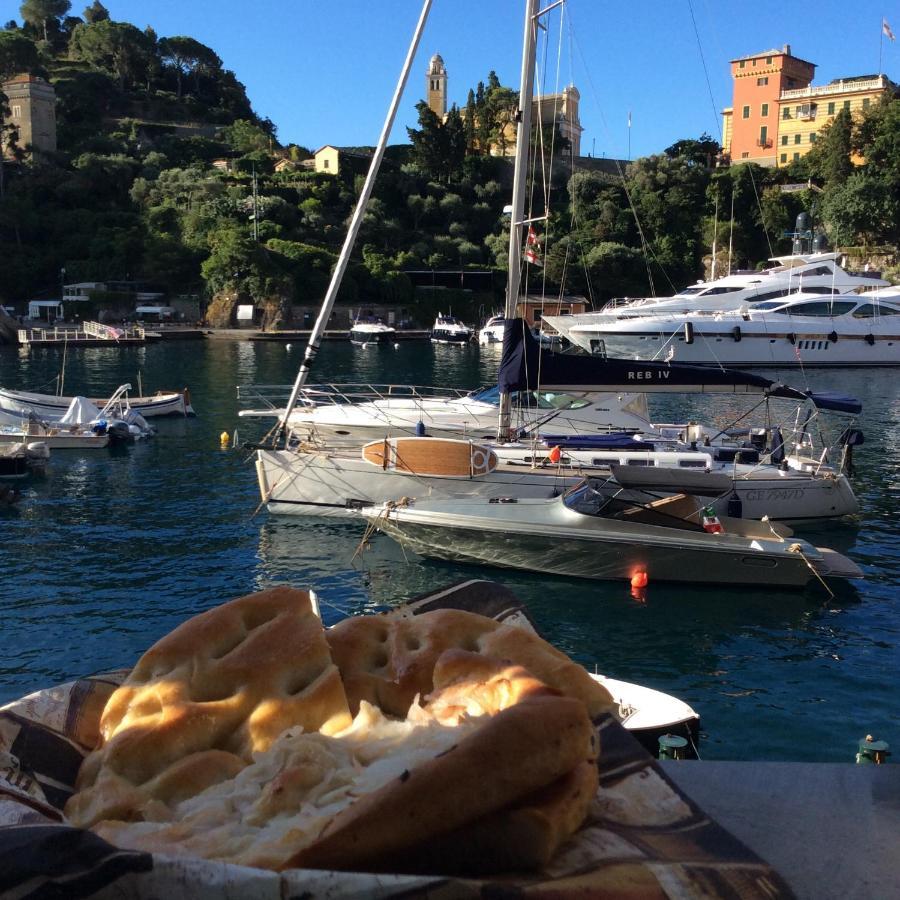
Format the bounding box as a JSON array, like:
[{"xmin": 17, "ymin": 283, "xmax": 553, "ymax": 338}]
[
  {"xmin": 276, "ymin": 0, "xmax": 432, "ymax": 441},
  {"xmin": 727, "ymin": 188, "xmax": 735, "ymax": 277}
]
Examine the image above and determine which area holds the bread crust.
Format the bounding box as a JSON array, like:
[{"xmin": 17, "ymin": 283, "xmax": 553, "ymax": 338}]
[
  {"xmin": 66, "ymin": 586, "xmax": 352, "ymax": 828},
  {"xmin": 366, "ymin": 759, "xmax": 600, "ymax": 876},
  {"xmin": 284, "ymin": 693, "xmax": 596, "ymax": 872},
  {"xmin": 326, "ymin": 608, "xmax": 616, "ymax": 720}
]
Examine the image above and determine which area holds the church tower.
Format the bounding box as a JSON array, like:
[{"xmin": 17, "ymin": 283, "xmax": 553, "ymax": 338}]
[{"xmin": 426, "ymin": 53, "xmax": 447, "ymax": 117}]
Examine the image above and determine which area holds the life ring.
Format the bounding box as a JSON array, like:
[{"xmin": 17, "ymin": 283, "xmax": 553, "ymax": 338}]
[{"xmin": 471, "ymin": 448, "xmax": 488, "ymax": 473}]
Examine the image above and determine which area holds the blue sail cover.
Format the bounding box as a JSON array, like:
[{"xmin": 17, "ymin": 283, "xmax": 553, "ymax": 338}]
[{"xmin": 499, "ymin": 319, "xmax": 862, "ymax": 412}]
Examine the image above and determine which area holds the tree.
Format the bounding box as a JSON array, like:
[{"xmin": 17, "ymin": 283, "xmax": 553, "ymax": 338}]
[
  {"xmin": 407, "ymin": 101, "xmax": 450, "ymax": 180},
  {"xmin": 82, "ymin": 0, "xmax": 107, "ymax": 23},
  {"xmin": 19, "ymin": 0, "xmax": 70, "ymax": 42},
  {"xmin": 821, "ymin": 173, "xmax": 899, "ymax": 246},
  {"xmin": 69, "ymin": 20, "xmax": 153, "ymax": 90},
  {"xmin": 0, "ymin": 30, "xmax": 39, "ymax": 79},
  {"xmin": 665, "ymin": 132, "xmax": 721, "ymax": 168},
  {"xmin": 159, "ymin": 35, "xmax": 221, "ymax": 98},
  {"xmin": 804, "ymin": 108, "xmax": 853, "ymax": 188},
  {"xmin": 485, "ymin": 85, "xmax": 517, "ymax": 156},
  {"xmin": 220, "ymin": 118, "xmax": 270, "ymax": 154}
]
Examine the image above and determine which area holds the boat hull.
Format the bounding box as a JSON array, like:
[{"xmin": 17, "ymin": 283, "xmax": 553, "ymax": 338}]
[
  {"xmin": 255, "ymin": 448, "xmax": 858, "ymax": 520},
  {"xmin": 371, "ymin": 508, "xmax": 823, "ymax": 588},
  {"xmin": 0, "ymin": 388, "xmax": 192, "ymax": 419},
  {"xmin": 558, "ymin": 328, "xmax": 900, "ymax": 367}
]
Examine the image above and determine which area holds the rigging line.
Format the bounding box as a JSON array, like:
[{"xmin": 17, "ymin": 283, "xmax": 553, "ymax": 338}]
[
  {"xmin": 685, "ymin": 0, "xmax": 723, "ymax": 145},
  {"xmin": 565, "ymin": 20, "xmax": 676, "ymax": 298},
  {"xmin": 745, "ymin": 164, "xmax": 775, "ymax": 258}
]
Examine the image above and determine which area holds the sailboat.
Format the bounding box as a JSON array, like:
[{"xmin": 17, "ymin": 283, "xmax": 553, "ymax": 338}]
[{"xmin": 250, "ymin": 1, "xmax": 859, "ymax": 523}]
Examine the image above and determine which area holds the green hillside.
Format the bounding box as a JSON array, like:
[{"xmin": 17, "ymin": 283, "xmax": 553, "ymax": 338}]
[{"xmin": 1, "ymin": 2, "xmax": 897, "ymax": 326}]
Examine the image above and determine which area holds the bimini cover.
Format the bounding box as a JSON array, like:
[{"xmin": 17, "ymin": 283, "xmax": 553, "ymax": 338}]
[
  {"xmin": 804, "ymin": 391, "xmax": 862, "ymax": 415},
  {"xmin": 59, "ymin": 396, "xmax": 103, "ymax": 425},
  {"xmin": 498, "ymin": 318, "xmax": 862, "ymax": 412}
]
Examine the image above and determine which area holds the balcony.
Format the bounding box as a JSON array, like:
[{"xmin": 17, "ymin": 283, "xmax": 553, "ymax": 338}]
[
  {"xmin": 756, "ymin": 139, "xmax": 773, "ymax": 149},
  {"xmin": 781, "ymin": 76, "xmax": 889, "ymax": 100}
]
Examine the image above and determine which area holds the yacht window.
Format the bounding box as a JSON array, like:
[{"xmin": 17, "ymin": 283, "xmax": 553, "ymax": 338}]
[
  {"xmin": 787, "ymin": 301, "xmax": 857, "ymax": 317},
  {"xmin": 754, "ymin": 300, "xmax": 790, "ymax": 310},
  {"xmin": 798, "ymin": 286, "xmax": 841, "ymax": 295},
  {"xmin": 677, "ymin": 286, "xmax": 707, "ymax": 296},
  {"xmin": 853, "ymin": 303, "xmax": 900, "ymax": 318},
  {"xmin": 533, "ymin": 392, "xmax": 592, "ymax": 410},
  {"xmin": 702, "ymin": 286, "xmax": 744, "ymax": 295},
  {"xmin": 798, "ymin": 265, "xmax": 835, "ymax": 277}
]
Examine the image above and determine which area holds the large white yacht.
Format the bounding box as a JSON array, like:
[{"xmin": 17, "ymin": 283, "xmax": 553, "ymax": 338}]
[
  {"xmin": 545, "ymin": 291, "xmax": 900, "ymax": 367},
  {"xmin": 545, "ymin": 251, "xmax": 889, "ymax": 357}
]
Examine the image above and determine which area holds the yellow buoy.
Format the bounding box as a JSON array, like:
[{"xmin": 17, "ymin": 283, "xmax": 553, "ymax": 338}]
[{"xmin": 220, "ymin": 431, "xmax": 230, "ymax": 448}]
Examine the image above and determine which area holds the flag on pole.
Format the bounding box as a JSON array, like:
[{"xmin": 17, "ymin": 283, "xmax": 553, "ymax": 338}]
[
  {"xmin": 884, "ymin": 18, "xmax": 896, "ymax": 40},
  {"xmin": 524, "ymin": 225, "xmax": 542, "ymax": 266},
  {"xmin": 627, "ymin": 111, "xmax": 632, "ymax": 128}
]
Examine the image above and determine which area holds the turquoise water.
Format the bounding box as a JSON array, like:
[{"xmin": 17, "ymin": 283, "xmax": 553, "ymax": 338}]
[{"xmin": 1, "ymin": 339, "xmax": 897, "ymax": 762}]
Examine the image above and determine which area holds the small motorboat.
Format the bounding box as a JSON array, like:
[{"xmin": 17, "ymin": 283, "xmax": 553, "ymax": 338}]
[
  {"xmin": 362, "ymin": 479, "xmax": 863, "ymax": 589},
  {"xmin": 0, "ymin": 410, "xmax": 111, "ymax": 449},
  {"xmin": 478, "ymin": 314, "xmax": 506, "ymax": 345},
  {"xmin": 0, "ymin": 385, "xmax": 193, "ymax": 419},
  {"xmin": 430, "ymin": 313, "xmax": 472, "ymax": 344},
  {"xmin": 0, "ymin": 441, "xmax": 49, "ymax": 479},
  {"xmin": 349, "ymin": 317, "xmax": 396, "ymax": 345}
]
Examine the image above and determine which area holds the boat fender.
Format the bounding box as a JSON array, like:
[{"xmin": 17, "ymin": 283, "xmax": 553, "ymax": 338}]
[
  {"xmin": 726, "ymin": 492, "xmax": 743, "ymax": 518},
  {"xmin": 865, "ymin": 333, "xmax": 875, "ymax": 346},
  {"xmin": 787, "ymin": 333, "xmax": 796, "ymax": 345},
  {"xmin": 732, "ymin": 325, "xmax": 741, "ymax": 342},
  {"xmin": 829, "ymin": 331, "xmax": 838, "ymax": 343},
  {"xmin": 684, "ymin": 322, "xmax": 694, "ymax": 344},
  {"xmin": 630, "ymin": 572, "xmax": 648, "ymax": 589},
  {"xmin": 415, "ymin": 421, "xmax": 426, "ymax": 437}
]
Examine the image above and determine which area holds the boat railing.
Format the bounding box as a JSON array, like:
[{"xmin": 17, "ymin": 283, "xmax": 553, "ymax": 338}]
[
  {"xmin": 17, "ymin": 321, "xmax": 146, "ymax": 343},
  {"xmin": 237, "ymin": 382, "xmax": 475, "ymax": 411}
]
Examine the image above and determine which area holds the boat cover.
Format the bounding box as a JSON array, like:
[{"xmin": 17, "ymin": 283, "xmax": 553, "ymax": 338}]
[
  {"xmin": 59, "ymin": 396, "xmax": 103, "ymax": 425},
  {"xmin": 498, "ymin": 319, "xmax": 862, "ymax": 413}
]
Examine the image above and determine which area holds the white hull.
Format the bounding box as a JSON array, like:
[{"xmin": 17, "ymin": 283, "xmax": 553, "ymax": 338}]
[
  {"xmin": 583, "ymin": 331, "xmax": 900, "ymax": 367},
  {"xmin": 0, "ymin": 387, "xmax": 192, "ymax": 419},
  {"xmin": 0, "ymin": 427, "xmax": 109, "ymax": 449},
  {"xmin": 255, "ymin": 447, "xmax": 858, "ymax": 521},
  {"xmin": 365, "ymin": 492, "xmax": 861, "ymax": 588}
]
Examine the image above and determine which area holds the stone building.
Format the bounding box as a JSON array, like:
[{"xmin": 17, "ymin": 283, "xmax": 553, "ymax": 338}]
[{"xmin": 1, "ymin": 73, "xmax": 57, "ymax": 158}]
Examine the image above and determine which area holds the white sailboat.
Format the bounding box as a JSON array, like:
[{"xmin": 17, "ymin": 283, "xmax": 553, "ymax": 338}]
[{"xmin": 251, "ymin": 2, "xmax": 859, "ymax": 523}]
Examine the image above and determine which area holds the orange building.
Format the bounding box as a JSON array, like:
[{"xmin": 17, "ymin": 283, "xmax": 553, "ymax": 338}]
[
  {"xmin": 722, "ymin": 45, "xmax": 898, "ymax": 167},
  {"xmin": 722, "ymin": 45, "xmax": 815, "ymax": 166}
]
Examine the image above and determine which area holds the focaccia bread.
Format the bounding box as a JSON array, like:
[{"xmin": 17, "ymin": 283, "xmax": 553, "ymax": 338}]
[
  {"xmin": 89, "ymin": 655, "xmax": 598, "ymax": 874},
  {"xmin": 325, "ymin": 607, "xmax": 617, "ymax": 720},
  {"xmin": 66, "ymin": 586, "xmax": 352, "ymax": 828}
]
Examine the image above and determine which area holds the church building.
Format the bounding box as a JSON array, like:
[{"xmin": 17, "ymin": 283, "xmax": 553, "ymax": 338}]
[{"xmin": 425, "ymin": 53, "xmax": 583, "ymax": 157}]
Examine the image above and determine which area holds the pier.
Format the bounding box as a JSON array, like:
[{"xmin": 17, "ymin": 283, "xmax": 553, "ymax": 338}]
[{"xmin": 17, "ymin": 321, "xmax": 159, "ymax": 347}]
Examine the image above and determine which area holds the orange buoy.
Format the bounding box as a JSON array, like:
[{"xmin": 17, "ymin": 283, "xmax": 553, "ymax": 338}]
[
  {"xmin": 548, "ymin": 445, "xmax": 562, "ymax": 464},
  {"xmin": 631, "ymin": 571, "xmax": 648, "ymax": 589}
]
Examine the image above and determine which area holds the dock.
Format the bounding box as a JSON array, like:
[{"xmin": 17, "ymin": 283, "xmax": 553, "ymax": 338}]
[
  {"xmin": 248, "ymin": 329, "xmax": 432, "ymax": 342},
  {"xmin": 17, "ymin": 321, "xmax": 160, "ymax": 347}
]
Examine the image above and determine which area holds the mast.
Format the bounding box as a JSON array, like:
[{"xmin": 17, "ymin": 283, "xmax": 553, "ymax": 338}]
[
  {"xmin": 497, "ymin": 0, "xmax": 540, "ymax": 442},
  {"xmin": 277, "ymin": 0, "xmax": 432, "ymax": 440}
]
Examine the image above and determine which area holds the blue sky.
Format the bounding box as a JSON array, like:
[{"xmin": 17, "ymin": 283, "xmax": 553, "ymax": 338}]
[{"xmin": 11, "ymin": 0, "xmax": 900, "ymax": 158}]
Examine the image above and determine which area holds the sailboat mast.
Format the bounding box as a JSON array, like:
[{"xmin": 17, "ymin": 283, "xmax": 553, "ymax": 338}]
[
  {"xmin": 277, "ymin": 0, "xmax": 432, "ymax": 439},
  {"xmin": 498, "ymin": 0, "xmax": 539, "ymax": 442}
]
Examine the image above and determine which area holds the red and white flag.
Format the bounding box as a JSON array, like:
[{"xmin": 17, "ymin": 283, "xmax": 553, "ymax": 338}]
[
  {"xmin": 524, "ymin": 225, "xmax": 542, "ymax": 266},
  {"xmin": 884, "ymin": 18, "xmax": 896, "ymax": 41}
]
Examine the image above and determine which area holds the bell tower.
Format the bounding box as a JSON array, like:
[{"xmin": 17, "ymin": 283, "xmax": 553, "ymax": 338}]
[{"xmin": 426, "ymin": 53, "xmax": 447, "ymax": 117}]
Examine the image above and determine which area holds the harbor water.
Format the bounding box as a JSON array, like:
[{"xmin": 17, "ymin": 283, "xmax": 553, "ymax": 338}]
[{"xmin": 1, "ymin": 338, "xmax": 898, "ymax": 762}]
